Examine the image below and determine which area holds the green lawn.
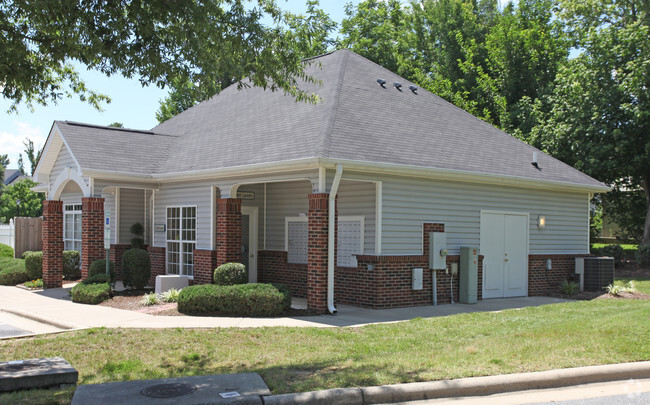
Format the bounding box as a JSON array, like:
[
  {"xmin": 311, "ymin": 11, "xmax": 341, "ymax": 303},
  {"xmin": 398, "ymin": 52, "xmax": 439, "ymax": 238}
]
[
  {"xmin": 1, "ymin": 299, "xmax": 649, "ymax": 404},
  {"xmin": 591, "ymin": 243, "xmax": 637, "ymax": 250},
  {"xmin": 615, "ymin": 277, "xmax": 650, "ymax": 294}
]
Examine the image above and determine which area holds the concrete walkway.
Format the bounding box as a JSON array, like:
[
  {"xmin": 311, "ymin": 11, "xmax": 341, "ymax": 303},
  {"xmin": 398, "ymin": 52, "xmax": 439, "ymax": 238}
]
[{"xmin": 0, "ymin": 284, "xmax": 571, "ymax": 334}]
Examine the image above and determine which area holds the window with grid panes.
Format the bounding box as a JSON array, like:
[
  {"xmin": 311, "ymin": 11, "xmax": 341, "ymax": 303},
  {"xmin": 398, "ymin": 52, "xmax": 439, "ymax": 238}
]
[
  {"xmin": 63, "ymin": 203, "xmax": 82, "ymax": 253},
  {"xmin": 166, "ymin": 206, "xmax": 196, "ymax": 277}
]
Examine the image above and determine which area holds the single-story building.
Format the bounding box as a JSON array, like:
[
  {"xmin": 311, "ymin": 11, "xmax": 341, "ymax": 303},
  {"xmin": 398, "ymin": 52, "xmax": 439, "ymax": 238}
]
[{"xmin": 33, "ymin": 49, "xmax": 608, "ymax": 312}]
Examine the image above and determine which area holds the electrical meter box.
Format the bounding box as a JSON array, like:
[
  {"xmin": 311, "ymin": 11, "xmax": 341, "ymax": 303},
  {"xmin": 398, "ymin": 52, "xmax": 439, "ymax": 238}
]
[
  {"xmin": 429, "ymin": 232, "xmax": 447, "ymax": 270},
  {"xmin": 459, "ymin": 246, "xmax": 479, "ymax": 304}
]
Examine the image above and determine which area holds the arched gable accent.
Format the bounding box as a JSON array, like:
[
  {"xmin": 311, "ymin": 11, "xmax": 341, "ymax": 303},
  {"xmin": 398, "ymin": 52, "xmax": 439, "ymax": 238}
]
[{"xmin": 50, "ymin": 167, "xmax": 91, "ymax": 200}]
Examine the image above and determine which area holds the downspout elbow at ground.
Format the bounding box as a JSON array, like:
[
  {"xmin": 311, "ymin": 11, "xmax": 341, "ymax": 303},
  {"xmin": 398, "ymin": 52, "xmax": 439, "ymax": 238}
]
[{"xmin": 328, "ymin": 164, "xmax": 343, "ymax": 314}]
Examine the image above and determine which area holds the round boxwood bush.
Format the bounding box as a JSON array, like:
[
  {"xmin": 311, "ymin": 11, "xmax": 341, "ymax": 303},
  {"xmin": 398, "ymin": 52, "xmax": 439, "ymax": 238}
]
[
  {"xmin": 82, "ymin": 274, "xmax": 111, "ymax": 285},
  {"xmin": 63, "ymin": 250, "xmax": 81, "ymax": 279},
  {"xmin": 0, "ymin": 243, "xmax": 13, "ymax": 258},
  {"xmin": 636, "ymin": 245, "xmax": 650, "ymax": 267},
  {"xmin": 88, "ymin": 259, "xmax": 116, "ymax": 284},
  {"xmin": 71, "ymin": 283, "xmax": 112, "ymax": 304},
  {"xmin": 177, "ymin": 283, "xmax": 291, "ymax": 317},
  {"xmin": 122, "ymin": 248, "xmax": 151, "ymax": 289},
  {"xmin": 213, "ymin": 262, "xmax": 247, "ymax": 285},
  {"xmin": 22, "ymin": 251, "xmax": 43, "ymax": 280},
  {"xmin": 0, "ymin": 268, "xmax": 30, "ymax": 286}
]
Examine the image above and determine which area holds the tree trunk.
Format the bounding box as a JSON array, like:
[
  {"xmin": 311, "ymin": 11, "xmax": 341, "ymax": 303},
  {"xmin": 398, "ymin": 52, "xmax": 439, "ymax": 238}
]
[{"xmin": 642, "ymin": 176, "xmax": 650, "ymax": 246}]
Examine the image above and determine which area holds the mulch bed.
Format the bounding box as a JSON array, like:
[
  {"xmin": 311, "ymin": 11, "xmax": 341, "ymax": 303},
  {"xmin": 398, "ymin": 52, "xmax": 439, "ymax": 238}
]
[{"xmin": 99, "ymin": 289, "xmax": 183, "ymax": 316}]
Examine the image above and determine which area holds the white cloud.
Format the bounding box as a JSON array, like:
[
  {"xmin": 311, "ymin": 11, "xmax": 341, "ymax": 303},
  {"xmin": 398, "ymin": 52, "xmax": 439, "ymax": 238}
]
[{"xmin": 0, "ymin": 121, "xmax": 47, "ymax": 169}]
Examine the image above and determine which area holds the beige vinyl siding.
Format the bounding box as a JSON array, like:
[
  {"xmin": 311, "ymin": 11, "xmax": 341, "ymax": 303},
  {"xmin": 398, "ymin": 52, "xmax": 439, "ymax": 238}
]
[
  {"xmin": 380, "ymin": 175, "xmax": 589, "ymax": 255},
  {"xmin": 49, "ymin": 145, "xmax": 78, "ymax": 186},
  {"xmin": 59, "ymin": 181, "xmax": 83, "ymax": 205},
  {"xmin": 264, "ymin": 180, "xmax": 311, "ymax": 250},
  {"xmin": 119, "ymin": 188, "xmax": 145, "ymax": 244},
  {"xmin": 153, "ymin": 182, "xmax": 213, "ymax": 249},
  {"xmin": 337, "ymin": 180, "xmax": 376, "ymax": 255}
]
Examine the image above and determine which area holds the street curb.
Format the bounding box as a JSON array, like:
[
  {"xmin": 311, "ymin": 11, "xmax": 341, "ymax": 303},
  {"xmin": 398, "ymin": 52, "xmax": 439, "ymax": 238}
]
[
  {"xmin": 261, "ymin": 361, "xmax": 650, "ymax": 404},
  {"xmin": 0, "ymin": 309, "xmax": 77, "ymax": 331}
]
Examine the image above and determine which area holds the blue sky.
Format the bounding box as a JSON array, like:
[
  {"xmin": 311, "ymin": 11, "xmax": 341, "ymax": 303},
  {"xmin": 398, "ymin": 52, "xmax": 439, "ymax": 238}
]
[{"xmin": 0, "ymin": 1, "xmax": 360, "ymax": 170}]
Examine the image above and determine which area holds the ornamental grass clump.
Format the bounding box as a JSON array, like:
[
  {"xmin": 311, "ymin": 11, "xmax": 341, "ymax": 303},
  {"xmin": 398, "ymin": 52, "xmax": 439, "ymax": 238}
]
[
  {"xmin": 140, "ymin": 292, "xmax": 159, "ymax": 306},
  {"xmin": 161, "ymin": 288, "xmax": 181, "ymax": 303}
]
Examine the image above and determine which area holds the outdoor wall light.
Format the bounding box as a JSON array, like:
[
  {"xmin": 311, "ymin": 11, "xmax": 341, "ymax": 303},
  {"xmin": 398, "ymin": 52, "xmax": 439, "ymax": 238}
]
[{"xmin": 537, "ymin": 215, "xmax": 546, "ymax": 230}]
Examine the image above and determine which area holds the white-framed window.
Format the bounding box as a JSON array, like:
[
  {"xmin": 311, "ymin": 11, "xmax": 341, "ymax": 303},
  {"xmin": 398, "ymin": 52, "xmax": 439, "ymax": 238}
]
[
  {"xmin": 337, "ymin": 216, "xmax": 364, "ymax": 267},
  {"xmin": 285, "ymin": 216, "xmax": 308, "ymax": 264},
  {"xmin": 284, "ymin": 215, "xmax": 364, "ymax": 267},
  {"xmin": 63, "ymin": 203, "xmax": 82, "ymax": 253},
  {"xmin": 166, "ymin": 206, "xmax": 196, "ymax": 277}
]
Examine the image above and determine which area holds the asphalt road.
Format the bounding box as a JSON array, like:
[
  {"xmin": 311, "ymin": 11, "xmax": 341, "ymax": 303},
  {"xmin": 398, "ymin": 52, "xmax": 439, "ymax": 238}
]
[{"xmin": 0, "ymin": 321, "xmax": 29, "ymax": 338}]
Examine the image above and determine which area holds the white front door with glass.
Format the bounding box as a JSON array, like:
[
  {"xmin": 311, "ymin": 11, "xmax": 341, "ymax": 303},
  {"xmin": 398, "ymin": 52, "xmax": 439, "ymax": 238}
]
[{"xmin": 166, "ymin": 206, "xmax": 196, "ymax": 277}]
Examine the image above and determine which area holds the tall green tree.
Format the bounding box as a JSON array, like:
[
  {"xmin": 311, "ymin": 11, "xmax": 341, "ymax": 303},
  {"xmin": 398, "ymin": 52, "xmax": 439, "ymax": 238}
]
[
  {"xmin": 524, "ymin": 0, "xmax": 650, "ymax": 245},
  {"xmin": 1, "ymin": 0, "xmax": 316, "ymax": 112},
  {"xmin": 0, "ymin": 178, "xmax": 44, "ymax": 222},
  {"xmin": 19, "ymin": 138, "xmax": 42, "ymax": 176},
  {"xmin": 156, "ymin": 0, "xmax": 337, "ymax": 123}
]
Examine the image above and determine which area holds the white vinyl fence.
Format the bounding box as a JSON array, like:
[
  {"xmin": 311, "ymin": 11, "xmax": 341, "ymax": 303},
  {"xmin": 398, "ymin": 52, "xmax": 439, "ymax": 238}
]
[{"xmin": 0, "ymin": 219, "xmax": 15, "ymax": 249}]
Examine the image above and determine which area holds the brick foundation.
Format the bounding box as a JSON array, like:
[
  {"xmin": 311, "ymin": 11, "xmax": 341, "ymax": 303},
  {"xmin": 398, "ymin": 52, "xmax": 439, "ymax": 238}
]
[
  {"xmin": 216, "ymin": 198, "xmax": 242, "ymax": 266},
  {"xmin": 258, "ymin": 250, "xmax": 308, "ymax": 298},
  {"xmin": 109, "ymin": 244, "xmax": 131, "ymax": 280},
  {"xmin": 42, "ymin": 200, "xmax": 63, "ymax": 288},
  {"xmin": 193, "ymin": 249, "xmax": 217, "ymax": 285},
  {"xmin": 528, "ymin": 254, "xmax": 589, "ymax": 295},
  {"xmin": 81, "ymin": 197, "xmax": 105, "ymax": 279},
  {"xmin": 147, "ymin": 246, "xmax": 166, "ymax": 286}
]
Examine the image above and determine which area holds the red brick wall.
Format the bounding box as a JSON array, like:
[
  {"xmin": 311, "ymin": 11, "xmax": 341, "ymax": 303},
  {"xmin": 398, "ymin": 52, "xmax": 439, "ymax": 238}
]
[
  {"xmin": 216, "ymin": 198, "xmax": 242, "ymax": 266},
  {"xmin": 147, "ymin": 246, "xmax": 166, "ymax": 286},
  {"xmin": 42, "ymin": 200, "xmax": 63, "ymax": 288},
  {"xmin": 109, "ymin": 244, "xmax": 131, "ymax": 280},
  {"xmin": 307, "ymin": 193, "xmax": 334, "ymax": 313},
  {"xmin": 81, "ymin": 197, "xmax": 105, "ymax": 279},
  {"xmin": 258, "ymin": 250, "xmax": 308, "ymax": 298},
  {"xmin": 193, "ymin": 249, "xmax": 217, "ymax": 285},
  {"xmin": 528, "ymin": 254, "xmax": 588, "ymax": 296}
]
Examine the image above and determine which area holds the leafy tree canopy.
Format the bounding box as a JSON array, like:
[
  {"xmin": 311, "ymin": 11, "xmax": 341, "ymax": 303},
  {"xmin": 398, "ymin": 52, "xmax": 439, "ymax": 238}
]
[
  {"xmin": 1, "ymin": 0, "xmax": 316, "ymax": 113},
  {"xmin": 0, "ymin": 178, "xmax": 44, "ymax": 223}
]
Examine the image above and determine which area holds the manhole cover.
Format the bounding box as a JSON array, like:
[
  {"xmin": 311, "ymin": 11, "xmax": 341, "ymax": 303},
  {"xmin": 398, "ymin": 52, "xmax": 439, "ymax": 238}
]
[{"xmin": 141, "ymin": 382, "xmax": 197, "ymax": 398}]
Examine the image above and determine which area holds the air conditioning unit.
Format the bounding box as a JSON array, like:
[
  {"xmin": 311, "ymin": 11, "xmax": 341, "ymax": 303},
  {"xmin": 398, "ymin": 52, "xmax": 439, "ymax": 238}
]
[{"xmin": 575, "ymin": 257, "xmax": 614, "ymax": 292}]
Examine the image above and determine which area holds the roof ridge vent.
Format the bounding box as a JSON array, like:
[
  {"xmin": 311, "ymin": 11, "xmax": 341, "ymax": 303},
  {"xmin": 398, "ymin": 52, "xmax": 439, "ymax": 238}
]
[
  {"xmin": 393, "ymin": 82, "xmax": 402, "ymax": 91},
  {"xmin": 409, "ymin": 85, "xmax": 417, "ymax": 94},
  {"xmin": 377, "ymin": 78, "xmax": 387, "ymax": 88}
]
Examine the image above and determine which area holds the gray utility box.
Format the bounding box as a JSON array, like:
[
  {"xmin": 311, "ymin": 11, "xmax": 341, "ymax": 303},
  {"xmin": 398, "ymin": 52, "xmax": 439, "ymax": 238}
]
[{"xmin": 459, "ymin": 246, "xmax": 479, "ymax": 304}]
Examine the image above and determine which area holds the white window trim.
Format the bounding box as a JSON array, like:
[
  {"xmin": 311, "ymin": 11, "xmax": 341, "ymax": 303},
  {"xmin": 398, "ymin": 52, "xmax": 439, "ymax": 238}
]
[
  {"xmin": 166, "ymin": 205, "xmax": 197, "ymax": 279},
  {"xmin": 63, "ymin": 202, "xmax": 82, "ymax": 254}
]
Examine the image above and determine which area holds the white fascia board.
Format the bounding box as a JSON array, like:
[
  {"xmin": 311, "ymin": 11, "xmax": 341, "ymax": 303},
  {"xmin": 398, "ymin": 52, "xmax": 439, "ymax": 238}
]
[
  {"xmin": 34, "ymin": 123, "xmax": 82, "ymax": 183},
  {"xmin": 84, "ymin": 157, "xmax": 609, "ymax": 194},
  {"xmin": 317, "ymin": 158, "xmax": 611, "ymax": 194}
]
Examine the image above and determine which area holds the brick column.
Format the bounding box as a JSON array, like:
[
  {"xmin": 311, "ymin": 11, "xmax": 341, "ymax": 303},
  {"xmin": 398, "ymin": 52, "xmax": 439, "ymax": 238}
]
[
  {"xmin": 307, "ymin": 193, "xmax": 336, "ymax": 313},
  {"xmin": 81, "ymin": 197, "xmax": 105, "ymax": 279},
  {"xmin": 42, "ymin": 200, "xmax": 63, "ymax": 288},
  {"xmin": 216, "ymin": 198, "xmax": 242, "ymax": 267},
  {"xmin": 193, "ymin": 249, "xmax": 218, "ymax": 284}
]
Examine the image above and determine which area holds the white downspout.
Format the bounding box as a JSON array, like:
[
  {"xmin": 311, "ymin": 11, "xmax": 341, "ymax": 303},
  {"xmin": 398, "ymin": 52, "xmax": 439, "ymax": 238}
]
[{"xmin": 328, "ymin": 164, "xmax": 343, "ymax": 314}]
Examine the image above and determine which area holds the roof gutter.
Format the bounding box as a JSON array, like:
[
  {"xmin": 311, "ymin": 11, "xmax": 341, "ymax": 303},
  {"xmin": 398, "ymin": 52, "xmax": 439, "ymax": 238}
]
[{"xmin": 328, "ymin": 164, "xmax": 343, "ymax": 314}]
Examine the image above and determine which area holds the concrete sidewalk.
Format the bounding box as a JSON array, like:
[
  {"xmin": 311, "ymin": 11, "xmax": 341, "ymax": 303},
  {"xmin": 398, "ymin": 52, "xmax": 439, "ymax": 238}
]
[{"xmin": 0, "ymin": 284, "xmax": 571, "ymax": 333}]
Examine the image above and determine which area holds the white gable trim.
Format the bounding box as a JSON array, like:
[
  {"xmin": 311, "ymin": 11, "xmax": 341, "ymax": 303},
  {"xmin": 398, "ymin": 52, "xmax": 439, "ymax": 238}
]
[
  {"xmin": 34, "ymin": 123, "xmax": 82, "ymax": 184},
  {"xmin": 51, "ymin": 166, "xmax": 91, "ymax": 199}
]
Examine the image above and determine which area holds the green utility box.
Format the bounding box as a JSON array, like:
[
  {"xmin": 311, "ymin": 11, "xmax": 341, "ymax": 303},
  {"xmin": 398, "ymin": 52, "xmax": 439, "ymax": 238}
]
[{"xmin": 459, "ymin": 246, "xmax": 479, "ymax": 304}]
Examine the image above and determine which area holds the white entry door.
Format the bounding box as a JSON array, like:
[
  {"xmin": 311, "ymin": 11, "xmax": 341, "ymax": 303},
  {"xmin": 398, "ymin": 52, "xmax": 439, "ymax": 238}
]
[
  {"xmin": 241, "ymin": 206, "xmax": 258, "ymax": 283},
  {"xmin": 480, "ymin": 212, "xmax": 528, "ymax": 298}
]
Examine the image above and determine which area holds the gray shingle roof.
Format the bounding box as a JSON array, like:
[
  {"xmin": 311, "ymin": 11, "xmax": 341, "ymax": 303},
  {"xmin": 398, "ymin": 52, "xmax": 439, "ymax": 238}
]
[{"xmin": 55, "ymin": 49, "xmax": 605, "ymax": 189}]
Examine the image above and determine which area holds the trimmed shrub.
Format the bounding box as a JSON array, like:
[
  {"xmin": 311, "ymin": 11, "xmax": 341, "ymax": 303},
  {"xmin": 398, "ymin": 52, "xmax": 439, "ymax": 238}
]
[
  {"xmin": 0, "ymin": 243, "xmax": 13, "ymax": 258},
  {"xmin": 178, "ymin": 283, "xmax": 290, "ymax": 317},
  {"xmin": 71, "ymin": 283, "xmax": 112, "ymax": 304},
  {"xmin": 22, "ymin": 251, "xmax": 43, "ymax": 280},
  {"xmin": 601, "ymin": 244, "xmax": 624, "ymax": 265},
  {"xmin": 63, "ymin": 250, "xmax": 81, "ymax": 279},
  {"xmin": 130, "ymin": 222, "xmax": 145, "ymax": 250},
  {"xmin": 88, "ymin": 259, "xmax": 116, "ymax": 284},
  {"xmin": 122, "ymin": 248, "xmax": 151, "ymax": 289},
  {"xmin": 636, "ymin": 245, "xmax": 650, "ymax": 267},
  {"xmin": 0, "ymin": 268, "xmax": 30, "ymax": 285},
  {"xmin": 213, "ymin": 262, "xmax": 247, "ymax": 285},
  {"xmin": 82, "ymin": 274, "xmax": 111, "ymax": 285},
  {"xmin": 271, "ymin": 283, "xmax": 292, "ymax": 312}
]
